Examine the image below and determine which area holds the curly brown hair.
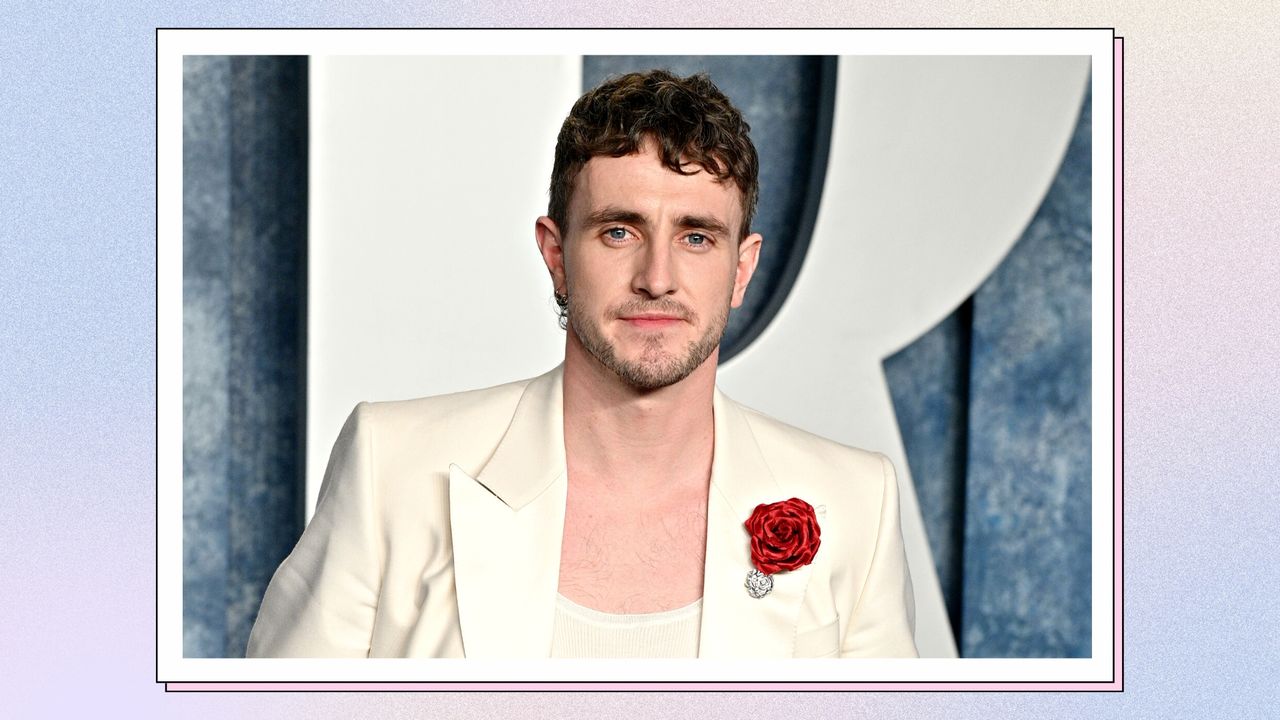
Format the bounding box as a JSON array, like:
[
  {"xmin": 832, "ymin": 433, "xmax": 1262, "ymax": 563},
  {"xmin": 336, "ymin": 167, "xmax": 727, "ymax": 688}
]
[{"xmin": 547, "ymin": 69, "xmax": 759, "ymax": 241}]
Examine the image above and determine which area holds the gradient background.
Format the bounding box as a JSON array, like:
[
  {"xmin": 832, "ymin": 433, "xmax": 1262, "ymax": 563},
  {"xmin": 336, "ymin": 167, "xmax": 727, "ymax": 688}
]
[{"xmin": 2, "ymin": 5, "xmax": 1275, "ymax": 719}]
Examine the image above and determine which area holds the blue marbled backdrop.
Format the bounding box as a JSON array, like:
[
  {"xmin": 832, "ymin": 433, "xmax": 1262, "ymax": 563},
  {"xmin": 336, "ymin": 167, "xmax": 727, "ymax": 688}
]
[{"xmin": 183, "ymin": 56, "xmax": 309, "ymax": 658}]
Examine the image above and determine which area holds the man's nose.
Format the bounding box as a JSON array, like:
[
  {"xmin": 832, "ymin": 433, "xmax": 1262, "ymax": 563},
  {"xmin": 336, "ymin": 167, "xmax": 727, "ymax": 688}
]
[{"xmin": 632, "ymin": 239, "xmax": 677, "ymax": 298}]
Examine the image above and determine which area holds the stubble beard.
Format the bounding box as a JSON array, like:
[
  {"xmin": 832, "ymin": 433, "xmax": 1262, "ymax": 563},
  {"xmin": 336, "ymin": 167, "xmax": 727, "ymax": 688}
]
[{"xmin": 567, "ymin": 293, "xmax": 731, "ymax": 392}]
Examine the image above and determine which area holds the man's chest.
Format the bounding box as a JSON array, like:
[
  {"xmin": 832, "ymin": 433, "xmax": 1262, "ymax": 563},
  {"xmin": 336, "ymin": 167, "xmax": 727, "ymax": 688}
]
[{"xmin": 556, "ymin": 484, "xmax": 709, "ymax": 614}]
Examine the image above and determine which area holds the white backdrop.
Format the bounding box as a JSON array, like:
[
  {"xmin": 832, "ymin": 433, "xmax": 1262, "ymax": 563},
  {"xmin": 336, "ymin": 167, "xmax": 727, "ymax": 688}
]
[{"xmin": 307, "ymin": 54, "xmax": 1090, "ymax": 659}]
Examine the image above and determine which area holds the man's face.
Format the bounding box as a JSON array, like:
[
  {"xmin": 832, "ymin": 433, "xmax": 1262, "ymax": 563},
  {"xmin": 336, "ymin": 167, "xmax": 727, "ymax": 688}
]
[{"xmin": 537, "ymin": 139, "xmax": 763, "ymax": 391}]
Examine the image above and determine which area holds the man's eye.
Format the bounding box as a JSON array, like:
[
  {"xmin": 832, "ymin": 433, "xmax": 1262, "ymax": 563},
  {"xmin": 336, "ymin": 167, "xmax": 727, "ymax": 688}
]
[
  {"xmin": 606, "ymin": 227, "xmax": 629, "ymax": 241},
  {"xmin": 686, "ymin": 233, "xmax": 709, "ymax": 246}
]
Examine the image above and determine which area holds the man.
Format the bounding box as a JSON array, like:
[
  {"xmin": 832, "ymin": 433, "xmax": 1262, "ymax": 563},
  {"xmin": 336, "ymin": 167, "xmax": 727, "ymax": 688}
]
[{"xmin": 247, "ymin": 70, "xmax": 917, "ymax": 659}]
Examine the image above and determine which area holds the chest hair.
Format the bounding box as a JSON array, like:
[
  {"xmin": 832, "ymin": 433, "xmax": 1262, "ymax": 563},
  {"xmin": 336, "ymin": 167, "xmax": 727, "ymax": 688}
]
[{"xmin": 558, "ymin": 487, "xmax": 709, "ymax": 613}]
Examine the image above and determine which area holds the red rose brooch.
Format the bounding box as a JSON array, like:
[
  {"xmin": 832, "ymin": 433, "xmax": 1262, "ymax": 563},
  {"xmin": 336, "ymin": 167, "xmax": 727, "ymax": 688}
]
[{"xmin": 743, "ymin": 498, "xmax": 821, "ymax": 598}]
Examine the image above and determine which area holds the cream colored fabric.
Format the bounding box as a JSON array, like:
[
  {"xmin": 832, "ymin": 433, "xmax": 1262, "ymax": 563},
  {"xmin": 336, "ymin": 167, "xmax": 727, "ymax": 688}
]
[
  {"xmin": 245, "ymin": 365, "xmax": 918, "ymax": 658},
  {"xmin": 550, "ymin": 594, "xmax": 701, "ymax": 659}
]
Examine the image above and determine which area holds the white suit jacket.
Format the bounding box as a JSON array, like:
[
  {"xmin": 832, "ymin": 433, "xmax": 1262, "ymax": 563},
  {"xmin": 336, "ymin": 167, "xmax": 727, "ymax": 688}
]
[{"xmin": 246, "ymin": 365, "xmax": 918, "ymax": 658}]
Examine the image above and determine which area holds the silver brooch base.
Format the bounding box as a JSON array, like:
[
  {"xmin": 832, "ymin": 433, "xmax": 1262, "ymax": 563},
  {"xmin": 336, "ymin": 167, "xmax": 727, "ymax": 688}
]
[{"xmin": 745, "ymin": 568, "xmax": 774, "ymax": 599}]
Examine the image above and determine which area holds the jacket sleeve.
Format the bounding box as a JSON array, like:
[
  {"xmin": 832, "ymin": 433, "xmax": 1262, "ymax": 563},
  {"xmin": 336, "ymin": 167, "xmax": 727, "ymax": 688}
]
[
  {"xmin": 840, "ymin": 453, "xmax": 919, "ymax": 658},
  {"xmin": 246, "ymin": 403, "xmax": 383, "ymax": 657}
]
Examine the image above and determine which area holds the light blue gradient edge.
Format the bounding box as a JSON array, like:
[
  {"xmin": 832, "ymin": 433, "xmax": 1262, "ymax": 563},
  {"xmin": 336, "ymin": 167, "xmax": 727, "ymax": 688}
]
[{"xmin": 2, "ymin": 10, "xmax": 1274, "ymax": 719}]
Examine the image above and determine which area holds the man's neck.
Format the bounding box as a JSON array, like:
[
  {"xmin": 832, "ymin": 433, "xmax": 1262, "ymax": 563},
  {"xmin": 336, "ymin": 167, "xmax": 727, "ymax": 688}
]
[{"xmin": 561, "ymin": 338, "xmax": 717, "ymax": 498}]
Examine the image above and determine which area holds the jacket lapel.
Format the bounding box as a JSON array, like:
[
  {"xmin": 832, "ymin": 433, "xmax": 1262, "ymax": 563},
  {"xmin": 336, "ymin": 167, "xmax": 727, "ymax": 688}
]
[
  {"xmin": 698, "ymin": 388, "xmax": 813, "ymax": 658},
  {"xmin": 449, "ymin": 366, "xmax": 566, "ymax": 658}
]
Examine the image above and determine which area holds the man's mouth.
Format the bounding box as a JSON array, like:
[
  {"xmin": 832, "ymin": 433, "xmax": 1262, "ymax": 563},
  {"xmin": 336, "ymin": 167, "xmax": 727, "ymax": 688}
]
[{"xmin": 620, "ymin": 313, "xmax": 683, "ymax": 329}]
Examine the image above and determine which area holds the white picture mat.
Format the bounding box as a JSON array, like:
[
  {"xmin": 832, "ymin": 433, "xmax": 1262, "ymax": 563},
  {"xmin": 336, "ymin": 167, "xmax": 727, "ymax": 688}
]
[{"xmin": 158, "ymin": 28, "xmax": 1115, "ymax": 684}]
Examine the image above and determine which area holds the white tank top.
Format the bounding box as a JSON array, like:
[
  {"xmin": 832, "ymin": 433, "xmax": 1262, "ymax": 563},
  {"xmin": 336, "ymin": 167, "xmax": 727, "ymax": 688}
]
[{"xmin": 550, "ymin": 593, "xmax": 703, "ymax": 658}]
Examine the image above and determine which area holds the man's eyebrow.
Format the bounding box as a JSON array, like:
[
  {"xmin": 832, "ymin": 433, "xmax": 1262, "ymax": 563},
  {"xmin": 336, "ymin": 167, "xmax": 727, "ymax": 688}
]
[
  {"xmin": 583, "ymin": 207, "xmax": 649, "ymax": 228},
  {"xmin": 675, "ymin": 214, "xmax": 730, "ymax": 236}
]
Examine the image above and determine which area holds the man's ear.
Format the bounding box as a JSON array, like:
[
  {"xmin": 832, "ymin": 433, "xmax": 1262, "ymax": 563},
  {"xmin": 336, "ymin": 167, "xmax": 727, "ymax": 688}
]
[
  {"xmin": 535, "ymin": 216, "xmax": 567, "ymax": 295},
  {"xmin": 730, "ymin": 232, "xmax": 764, "ymax": 309}
]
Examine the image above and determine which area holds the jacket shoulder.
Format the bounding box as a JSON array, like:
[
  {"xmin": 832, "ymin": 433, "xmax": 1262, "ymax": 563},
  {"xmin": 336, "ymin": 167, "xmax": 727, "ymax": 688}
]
[
  {"xmin": 356, "ymin": 375, "xmax": 533, "ymax": 439},
  {"xmin": 733, "ymin": 401, "xmax": 891, "ymax": 488},
  {"xmin": 336, "ymin": 375, "xmax": 539, "ymax": 480}
]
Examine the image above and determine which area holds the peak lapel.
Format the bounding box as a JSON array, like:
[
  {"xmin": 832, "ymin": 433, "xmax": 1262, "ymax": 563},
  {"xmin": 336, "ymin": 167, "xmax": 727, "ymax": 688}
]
[
  {"xmin": 699, "ymin": 389, "xmax": 814, "ymax": 658},
  {"xmin": 449, "ymin": 366, "xmax": 566, "ymax": 658}
]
